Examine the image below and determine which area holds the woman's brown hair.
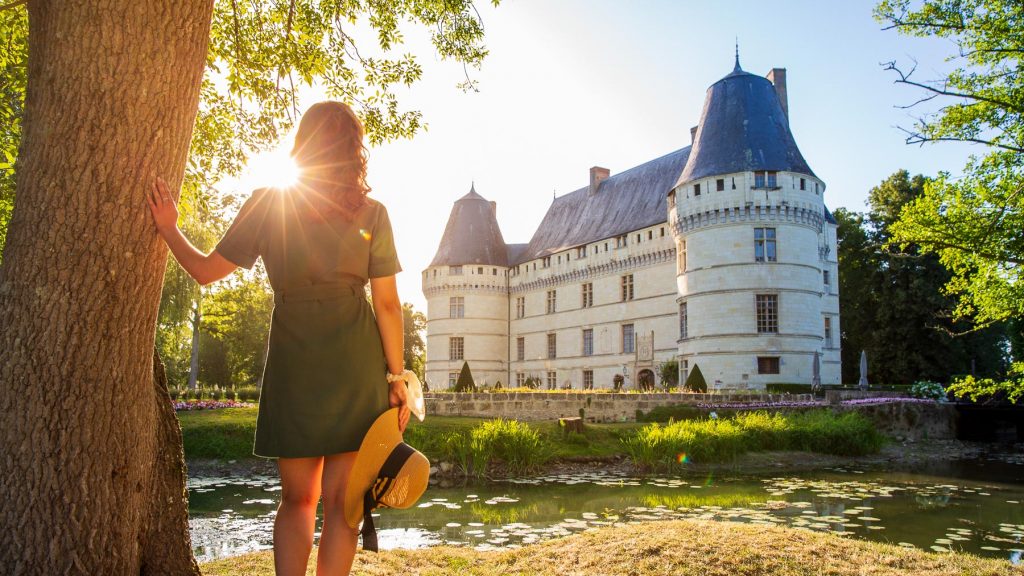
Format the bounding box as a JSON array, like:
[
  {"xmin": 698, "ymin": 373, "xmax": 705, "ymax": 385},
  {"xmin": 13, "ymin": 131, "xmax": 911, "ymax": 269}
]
[{"xmin": 290, "ymin": 101, "xmax": 370, "ymax": 220}]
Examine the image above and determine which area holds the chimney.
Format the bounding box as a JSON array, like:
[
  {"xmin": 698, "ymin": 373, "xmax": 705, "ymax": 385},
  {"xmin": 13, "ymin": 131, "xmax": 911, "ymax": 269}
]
[
  {"xmin": 690, "ymin": 126, "xmax": 698, "ymax": 143},
  {"xmin": 589, "ymin": 166, "xmax": 610, "ymax": 196},
  {"xmin": 766, "ymin": 68, "xmax": 788, "ymax": 120},
  {"xmin": 490, "ymin": 200, "xmax": 497, "ymax": 216}
]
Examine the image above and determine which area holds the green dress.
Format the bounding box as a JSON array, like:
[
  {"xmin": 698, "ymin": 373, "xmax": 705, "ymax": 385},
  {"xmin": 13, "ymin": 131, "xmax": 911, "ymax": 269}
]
[{"xmin": 214, "ymin": 188, "xmax": 401, "ymax": 458}]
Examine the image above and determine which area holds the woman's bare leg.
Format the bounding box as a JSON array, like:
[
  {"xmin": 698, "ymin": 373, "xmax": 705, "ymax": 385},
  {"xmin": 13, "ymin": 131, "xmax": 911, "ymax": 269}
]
[
  {"xmin": 275, "ymin": 456, "xmax": 324, "ymax": 576},
  {"xmin": 316, "ymin": 451, "xmax": 360, "ymax": 576}
]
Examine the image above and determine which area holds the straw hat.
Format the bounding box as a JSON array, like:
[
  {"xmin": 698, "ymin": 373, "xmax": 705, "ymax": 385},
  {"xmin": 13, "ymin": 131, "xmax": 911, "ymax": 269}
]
[{"xmin": 345, "ymin": 408, "xmax": 430, "ymax": 548}]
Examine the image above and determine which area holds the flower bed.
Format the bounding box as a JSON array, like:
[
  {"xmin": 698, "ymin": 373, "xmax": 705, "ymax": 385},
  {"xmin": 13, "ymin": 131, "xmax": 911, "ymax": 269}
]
[{"xmin": 174, "ymin": 400, "xmax": 255, "ymax": 411}]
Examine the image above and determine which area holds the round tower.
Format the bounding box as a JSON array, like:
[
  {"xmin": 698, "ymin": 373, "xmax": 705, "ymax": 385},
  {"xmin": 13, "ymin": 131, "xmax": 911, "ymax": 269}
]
[
  {"xmin": 670, "ymin": 57, "xmax": 841, "ymax": 389},
  {"xmin": 422, "ymin": 185, "xmax": 511, "ymax": 390}
]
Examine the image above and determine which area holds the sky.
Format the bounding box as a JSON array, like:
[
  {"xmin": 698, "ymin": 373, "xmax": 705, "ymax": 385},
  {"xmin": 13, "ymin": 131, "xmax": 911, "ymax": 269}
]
[{"xmin": 228, "ymin": 0, "xmax": 977, "ymax": 312}]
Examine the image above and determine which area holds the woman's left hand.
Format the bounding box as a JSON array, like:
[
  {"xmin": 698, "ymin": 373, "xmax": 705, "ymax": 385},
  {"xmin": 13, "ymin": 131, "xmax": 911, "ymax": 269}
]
[{"xmin": 389, "ymin": 380, "xmax": 410, "ymax": 433}]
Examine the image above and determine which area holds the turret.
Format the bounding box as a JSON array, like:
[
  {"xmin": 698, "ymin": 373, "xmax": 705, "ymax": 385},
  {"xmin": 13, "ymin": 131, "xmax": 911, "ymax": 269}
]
[{"xmin": 422, "ymin": 185, "xmax": 511, "ymax": 389}]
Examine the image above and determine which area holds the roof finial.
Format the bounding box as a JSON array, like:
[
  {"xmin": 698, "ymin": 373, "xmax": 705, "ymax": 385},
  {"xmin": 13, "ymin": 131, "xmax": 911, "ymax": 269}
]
[
  {"xmin": 734, "ymin": 37, "xmax": 741, "ymax": 72},
  {"xmin": 470, "ymin": 180, "xmax": 476, "ymax": 194}
]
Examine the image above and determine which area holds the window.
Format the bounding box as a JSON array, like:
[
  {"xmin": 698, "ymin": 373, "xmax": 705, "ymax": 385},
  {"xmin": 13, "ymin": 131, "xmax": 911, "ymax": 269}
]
[
  {"xmin": 754, "ymin": 172, "xmax": 765, "ymax": 188},
  {"xmin": 515, "ymin": 296, "xmax": 525, "ymax": 319},
  {"xmin": 756, "ymin": 295, "xmax": 779, "ymax": 334},
  {"xmin": 558, "ymin": 255, "xmax": 562, "ymax": 264},
  {"xmin": 615, "ymin": 235, "xmax": 627, "ymax": 248},
  {"xmin": 477, "ymin": 266, "xmax": 483, "ymax": 275},
  {"xmin": 824, "ymin": 317, "xmax": 833, "ymax": 348},
  {"xmin": 582, "ymin": 282, "xmax": 593, "ymax": 308},
  {"xmin": 577, "ymin": 246, "xmax": 587, "ymax": 259},
  {"xmin": 757, "ymin": 357, "xmax": 780, "ymax": 374},
  {"xmin": 449, "ymin": 296, "xmax": 464, "ymax": 318},
  {"xmin": 716, "ymin": 178, "xmax": 725, "ymax": 192},
  {"xmin": 823, "ymin": 270, "xmax": 831, "ymax": 292},
  {"xmin": 449, "ymin": 337, "xmax": 464, "ymax": 360},
  {"xmin": 648, "ymin": 230, "xmax": 653, "ymax": 240},
  {"xmin": 815, "ymin": 182, "xmax": 820, "ymax": 194},
  {"xmin": 679, "ymin": 302, "xmax": 688, "ymax": 339},
  {"xmin": 660, "ymin": 227, "xmax": 665, "ymax": 237},
  {"xmin": 800, "ymin": 178, "xmax": 806, "ymax": 191},
  {"xmin": 547, "ymin": 333, "xmax": 557, "ymax": 359},
  {"xmin": 546, "ymin": 371, "xmax": 557, "ymax": 390},
  {"xmin": 449, "ymin": 265, "xmax": 463, "ymax": 275},
  {"xmin": 755, "ymin": 227, "xmax": 777, "ymax": 262},
  {"xmin": 604, "ymin": 242, "xmax": 609, "ymax": 252},
  {"xmin": 767, "ymin": 171, "xmax": 778, "ymax": 188},
  {"xmin": 492, "ymin": 268, "xmax": 497, "ymax": 275},
  {"xmin": 583, "ymin": 370, "xmax": 594, "ymax": 390},
  {"xmin": 517, "ymin": 337, "xmax": 525, "ymax": 361},
  {"xmin": 546, "ymin": 290, "xmax": 557, "ymax": 314},
  {"xmin": 449, "ymin": 372, "xmax": 459, "ymax": 388},
  {"xmin": 516, "ymin": 373, "xmax": 525, "ymax": 386},
  {"xmin": 676, "ymin": 239, "xmax": 687, "ymax": 273},
  {"xmin": 621, "ymin": 274, "xmax": 634, "ymax": 301},
  {"xmin": 693, "ymin": 183, "xmax": 701, "ymax": 196},
  {"xmin": 668, "ymin": 191, "xmax": 676, "ymax": 210},
  {"xmin": 542, "ymin": 256, "xmax": 551, "ymax": 268},
  {"xmin": 731, "ymin": 177, "xmax": 736, "ymax": 190},
  {"xmin": 622, "ymin": 324, "xmax": 635, "ymax": 354},
  {"xmin": 583, "ymin": 329, "xmax": 594, "ymax": 356}
]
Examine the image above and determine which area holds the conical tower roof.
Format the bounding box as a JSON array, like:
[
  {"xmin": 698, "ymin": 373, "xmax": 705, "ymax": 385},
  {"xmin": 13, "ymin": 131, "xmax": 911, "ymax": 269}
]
[
  {"xmin": 430, "ymin": 185, "xmax": 509, "ymax": 267},
  {"xmin": 676, "ymin": 61, "xmax": 815, "ymax": 186}
]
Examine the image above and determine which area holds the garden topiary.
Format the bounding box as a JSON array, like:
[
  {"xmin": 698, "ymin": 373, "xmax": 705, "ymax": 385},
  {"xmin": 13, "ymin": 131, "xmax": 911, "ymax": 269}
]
[
  {"xmin": 685, "ymin": 364, "xmax": 707, "ymax": 393},
  {"xmin": 454, "ymin": 361, "xmax": 477, "ymax": 393}
]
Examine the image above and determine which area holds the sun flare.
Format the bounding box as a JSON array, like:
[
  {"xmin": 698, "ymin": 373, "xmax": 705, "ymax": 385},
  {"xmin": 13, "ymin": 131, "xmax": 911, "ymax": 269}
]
[{"xmin": 240, "ymin": 146, "xmax": 300, "ymax": 190}]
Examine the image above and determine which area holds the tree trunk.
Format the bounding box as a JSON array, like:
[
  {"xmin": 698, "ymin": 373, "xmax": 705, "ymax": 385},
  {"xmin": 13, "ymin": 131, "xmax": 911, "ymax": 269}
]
[
  {"xmin": 188, "ymin": 300, "xmax": 202, "ymax": 390},
  {"xmin": 0, "ymin": 1, "xmax": 213, "ymax": 573}
]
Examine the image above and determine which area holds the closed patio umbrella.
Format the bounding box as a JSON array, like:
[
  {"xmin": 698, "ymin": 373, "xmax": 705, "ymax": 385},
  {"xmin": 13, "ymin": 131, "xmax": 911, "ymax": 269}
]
[
  {"xmin": 811, "ymin": 352, "xmax": 821, "ymax": 392},
  {"xmin": 858, "ymin": 350, "xmax": 869, "ymax": 390}
]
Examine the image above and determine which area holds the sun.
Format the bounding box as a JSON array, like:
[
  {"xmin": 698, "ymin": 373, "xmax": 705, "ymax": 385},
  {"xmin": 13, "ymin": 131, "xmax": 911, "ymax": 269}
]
[{"xmin": 238, "ymin": 145, "xmax": 301, "ymax": 191}]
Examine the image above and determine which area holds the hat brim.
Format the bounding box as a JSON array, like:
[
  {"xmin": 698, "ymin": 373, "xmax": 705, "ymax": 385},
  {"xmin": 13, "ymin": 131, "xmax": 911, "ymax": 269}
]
[{"xmin": 344, "ymin": 408, "xmax": 404, "ymax": 529}]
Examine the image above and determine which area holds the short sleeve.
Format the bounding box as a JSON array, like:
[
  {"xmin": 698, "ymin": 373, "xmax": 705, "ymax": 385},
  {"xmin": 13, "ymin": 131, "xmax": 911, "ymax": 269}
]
[
  {"xmin": 214, "ymin": 189, "xmax": 269, "ymax": 269},
  {"xmin": 367, "ymin": 203, "xmax": 402, "ymax": 278}
]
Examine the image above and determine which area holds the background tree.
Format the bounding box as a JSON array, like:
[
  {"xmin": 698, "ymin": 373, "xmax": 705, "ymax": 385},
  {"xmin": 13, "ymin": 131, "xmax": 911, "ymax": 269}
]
[
  {"xmin": 0, "ymin": 1, "xmax": 496, "ymax": 573},
  {"xmin": 836, "ymin": 170, "xmax": 1008, "ymax": 384},
  {"xmin": 875, "ymin": 0, "xmax": 1023, "ymax": 327},
  {"xmin": 659, "ymin": 358, "xmax": 679, "ymax": 390},
  {"xmin": 403, "ymin": 302, "xmax": 427, "ymax": 380}
]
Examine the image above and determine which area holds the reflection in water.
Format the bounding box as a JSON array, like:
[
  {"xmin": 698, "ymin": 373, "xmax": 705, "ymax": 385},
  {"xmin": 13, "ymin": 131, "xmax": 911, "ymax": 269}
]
[{"xmin": 188, "ymin": 463, "xmax": 1024, "ymax": 564}]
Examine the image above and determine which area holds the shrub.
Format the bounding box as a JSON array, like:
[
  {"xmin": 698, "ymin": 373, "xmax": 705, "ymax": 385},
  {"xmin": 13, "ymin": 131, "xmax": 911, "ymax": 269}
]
[
  {"xmin": 234, "ymin": 386, "xmax": 261, "ymax": 402},
  {"xmin": 453, "ymin": 361, "xmax": 476, "ymax": 393},
  {"xmin": 659, "ymin": 359, "xmax": 680, "ymax": 390},
  {"xmin": 523, "ymin": 376, "xmax": 541, "ymax": 390},
  {"xmin": 636, "ymin": 404, "xmax": 706, "ymax": 422},
  {"xmin": 909, "ymin": 381, "xmax": 945, "ymax": 401},
  {"xmin": 685, "ymin": 364, "xmax": 707, "ymax": 393},
  {"xmin": 612, "ymin": 374, "xmax": 624, "ymax": 391},
  {"xmin": 472, "ymin": 419, "xmax": 550, "ymax": 474}
]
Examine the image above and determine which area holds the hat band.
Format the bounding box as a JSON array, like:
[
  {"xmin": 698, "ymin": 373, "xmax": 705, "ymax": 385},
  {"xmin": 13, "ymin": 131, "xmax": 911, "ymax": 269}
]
[{"xmin": 360, "ymin": 442, "xmax": 415, "ymax": 552}]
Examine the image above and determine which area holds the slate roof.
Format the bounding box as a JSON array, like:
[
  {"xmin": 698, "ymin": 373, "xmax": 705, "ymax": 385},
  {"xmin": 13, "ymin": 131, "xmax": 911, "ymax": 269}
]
[
  {"xmin": 512, "ymin": 147, "xmax": 691, "ymax": 265},
  {"xmin": 824, "ymin": 205, "xmax": 837, "ymax": 225},
  {"xmin": 430, "ymin": 186, "xmax": 509, "ymax": 267},
  {"xmin": 677, "ymin": 64, "xmax": 815, "ymax": 186}
]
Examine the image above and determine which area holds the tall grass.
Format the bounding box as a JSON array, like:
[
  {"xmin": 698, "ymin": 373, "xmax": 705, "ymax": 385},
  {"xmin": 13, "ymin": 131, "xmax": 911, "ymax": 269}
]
[
  {"xmin": 403, "ymin": 418, "xmax": 551, "ymax": 477},
  {"xmin": 622, "ymin": 410, "xmax": 884, "ymax": 470}
]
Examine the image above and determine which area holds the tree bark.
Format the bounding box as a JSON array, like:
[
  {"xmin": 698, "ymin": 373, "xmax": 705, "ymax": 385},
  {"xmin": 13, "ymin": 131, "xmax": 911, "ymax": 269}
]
[{"xmin": 0, "ymin": 1, "xmax": 213, "ymax": 573}]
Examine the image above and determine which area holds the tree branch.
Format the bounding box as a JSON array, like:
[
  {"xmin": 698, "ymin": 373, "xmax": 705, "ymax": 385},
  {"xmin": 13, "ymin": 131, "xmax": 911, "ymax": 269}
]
[
  {"xmin": 0, "ymin": 0, "xmax": 28, "ymax": 10},
  {"xmin": 883, "ymin": 61, "xmax": 1024, "ymax": 114}
]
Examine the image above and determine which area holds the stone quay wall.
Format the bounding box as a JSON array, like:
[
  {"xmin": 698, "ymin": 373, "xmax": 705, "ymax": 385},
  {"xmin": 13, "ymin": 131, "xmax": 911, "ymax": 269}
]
[{"xmin": 423, "ymin": 392, "xmax": 815, "ymax": 423}]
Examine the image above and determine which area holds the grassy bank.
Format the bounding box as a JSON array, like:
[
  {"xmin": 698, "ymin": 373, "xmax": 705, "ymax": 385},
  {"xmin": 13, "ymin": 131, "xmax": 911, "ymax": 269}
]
[
  {"xmin": 179, "ymin": 408, "xmax": 884, "ymax": 473},
  {"xmin": 198, "ymin": 519, "xmax": 1017, "ymax": 576}
]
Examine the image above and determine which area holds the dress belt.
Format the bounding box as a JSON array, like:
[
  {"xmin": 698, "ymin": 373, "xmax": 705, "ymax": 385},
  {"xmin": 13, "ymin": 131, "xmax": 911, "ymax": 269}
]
[{"xmin": 274, "ymin": 282, "xmax": 364, "ymax": 304}]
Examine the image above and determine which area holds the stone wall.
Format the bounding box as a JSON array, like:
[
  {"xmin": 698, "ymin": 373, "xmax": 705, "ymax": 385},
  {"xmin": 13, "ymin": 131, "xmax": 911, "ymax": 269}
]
[{"xmin": 424, "ymin": 392, "xmax": 815, "ymax": 423}]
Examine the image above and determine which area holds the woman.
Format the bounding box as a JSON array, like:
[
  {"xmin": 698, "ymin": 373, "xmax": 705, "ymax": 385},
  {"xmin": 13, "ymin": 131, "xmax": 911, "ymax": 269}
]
[{"xmin": 148, "ymin": 101, "xmax": 411, "ymax": 576}]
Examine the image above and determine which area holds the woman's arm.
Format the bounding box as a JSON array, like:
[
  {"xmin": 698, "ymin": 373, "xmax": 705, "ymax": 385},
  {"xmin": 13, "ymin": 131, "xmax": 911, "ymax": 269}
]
[
  {"xmin": 147, "ymin": 177, "xmax": 238, "ymax": 286},
  {"xmin": 370, "ymin": 274, "xmax": 410, "ymax": 432}
]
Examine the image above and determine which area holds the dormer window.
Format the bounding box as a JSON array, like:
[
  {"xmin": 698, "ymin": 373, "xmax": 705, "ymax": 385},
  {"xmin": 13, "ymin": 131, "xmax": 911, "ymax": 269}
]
[
  {"xmin": 615, "ymin": 235, "xmax": 627, "ymax": 249},
  {"xmin": 542, "ymin": 256, "xmax": 551, "ymax": 268}
]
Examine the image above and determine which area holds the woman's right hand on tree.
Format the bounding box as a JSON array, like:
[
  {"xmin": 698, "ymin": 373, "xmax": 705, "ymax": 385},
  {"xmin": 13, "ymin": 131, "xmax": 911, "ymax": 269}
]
[{"xmin": 146, "ymin": 177, "xmax": 180, "ymax": 234}]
